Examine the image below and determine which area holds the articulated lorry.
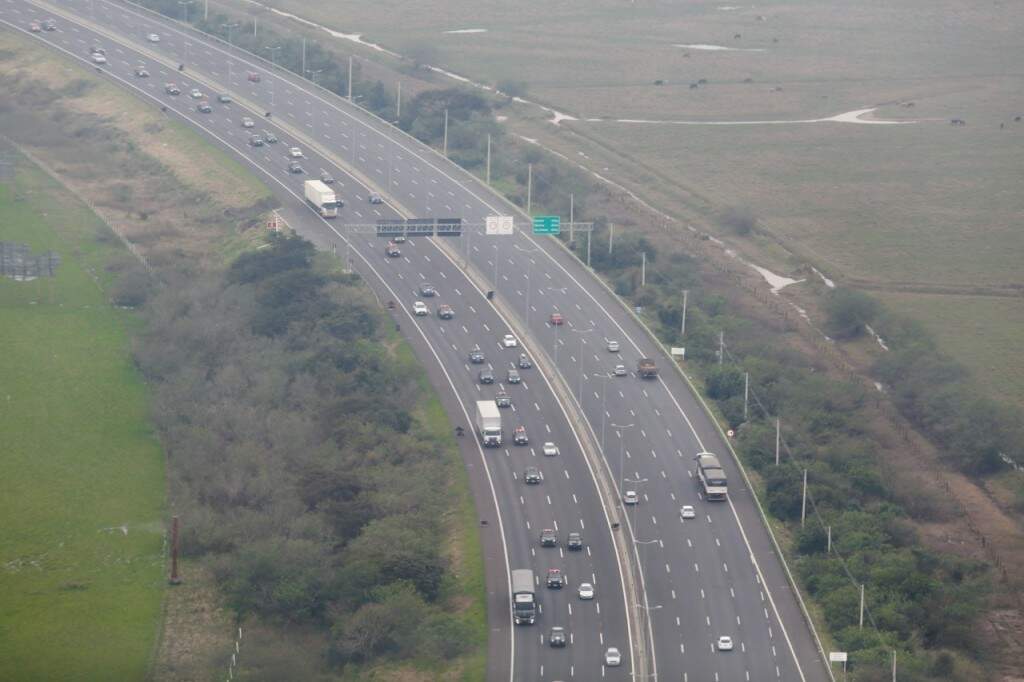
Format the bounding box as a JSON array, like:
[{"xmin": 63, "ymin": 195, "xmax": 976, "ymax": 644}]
[
  {"xmin": 303, "ymin": 180, "xmax": 340, "ymax": 218},
  {"xmin": 511, "ymin": 569, "xmax": 537, "ymax": 625},
  {"xmin": 476, "ymin": 400, "xmax": 502, "ymax": 447}
]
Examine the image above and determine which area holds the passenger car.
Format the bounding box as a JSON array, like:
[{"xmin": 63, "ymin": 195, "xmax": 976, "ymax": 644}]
[
  {"xmin": 546, "ymin": 568, "xmax": 564, "ymax": 588},
  {"xmin": 146, "ymin": 32, "xmax": 160, "ymax": 42},
  {"xmin": 524, "ymin": 466, "xmax": 541, "ymax": 485},
  {"xmin": 164, "ymin": 83, "xmax": 181, "ymax": 95},
  {"xmin": 419, "ymin": 283, "xmax": 436, "ymax": 297},
  {"xmin": 248, "ymin": 135, "xmax": 264, "ymax": 147},
  {"xmin": 384, "ymin": 242, "xmax": 400, "ymax": 257},
  {"xmin": 502, "ymin": 334, "xmax": 518, "ymax": 348},
  {"xmin": 319, "ymin": 170, "xmax": 335, "ymax": 184},
  {"xmin": 540, "ymin": 529, "xmax": 557, "ymax": 547},
  {"xmin": 542, "ymin": 442, "xmax": 559, "ymax": 457},
  {"xmin": 413, "ymin": 301, "xmax": 429, "ymax": 316},
  {"xmin": 196, "ymin": 101, "xmax": 212, "ymax": 113},
  {"xmin": 513, "ymin": 425, "xmax": 529, "ymax": 445},
  {"xmin": 518, "ymin": 354, "xmax": 532, "ymax": 369},
  {"xmin": 607, "ymin": 340, "xmax": 620, "ymax": 352},
  {"xmin": 605, "ymin": 647, "xmax": 621, "ymax": 666},
  {"xmin": 578, "ymin": 582, "xmax": 595, "ymax": 600},
  {"xmin": 288, "ymin": 147, "xmax": 304, "ymax": 158},
  {"xmin": 567, "ymin": 532, "xmax": 583, "ymax": 550},
  {"xmin": 613, "ymin": 364, "xmax": 628, "ymax": 377},
  {"xmin": 241, "ymin": 117, "xmax": 255, "ymax": 128},
  {"xmin": 506, "ymin": 369, "xmax": 521, "ymax": 384},
  {"xmin": 287, "ymin": 161, "xmax": 304, "ymax": 174},
  {"xmin": 549, "ymin": 312, "xmax": 564, "ymax": 325},
  {"xmin": 437, "ymin": 304, "xmax": 454, "ymax": 319},
  {"xmin": 368, "ymin": 192, "xmax": 383, "ymax": 204},
  {"xmin": 549, "ymin": 626, "xmax": 567, "ymax": 648},
  {"xmin": 495, "ymin": 391, "xmax": 512, "ymax": 408},
  {"xmin": 468, "ymin": 348, "xmax": 485, "ymax": 364},
  {"xmin": 717, "ymin": 636, "xmax": 734, "ymax": 652},
  {"xmin": 623, "ymin": 490, "xmax": 639, "ymax": 505},
  {"xmin": 680, "ymin": 505, "xmax": 696, "ymax": 519},
  {"xmin": 478, "ymin": 370, "xmax": 494, "ymax": 384}
]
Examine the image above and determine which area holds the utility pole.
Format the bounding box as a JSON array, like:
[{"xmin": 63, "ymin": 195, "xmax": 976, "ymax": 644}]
[
  {"xmin": 718, "ymin": 330, "xmax": 724, "ymax": 365},
  {"xmin": 775, "ymin": 418, "xmax": 781, "ymax": 465},
  {"xmin": 801, "ymin": 468, "xmax": 808, "ymax": 527},
  {"xmin": 169, "ymin": 516, "xmax": 182, "ymax": 584},
  {"xmin": 266, "ymin": 45, "xmax": 280, "ymax": 107},
  {"xmin": 608, "ymin": 222, "xmax": 615, "ymax": 255},
  {"xmin": 178, "ymin": 0, "xmax": 194, "ymax": 25},
  {"xmin": 681, "ymin": 289, "xmax": 688, "ymax": 336},
  {"xmin": 827, "ymin": 525, "xmax": 832, "ymax": 553},
  {"xmin": 308, "ymin": 68, "xmax": 322, "ymax": 86},
  {"xmin": 859, "ymin": 584, "xmax": 865, "ymax": 629},
  {"xmin": 443, "ymin": 108, "xmax": 449, "ymax": 157},
  {"xmin": 204, "ymin": 0, "xmax": 208, "ymax": 21},
  {"xmin": 526, "ymin": 163, "xmax": 533, "ymax": 214},
  {"xmin": 744, "ymin": 372, "xmax": 749, "ymax": 420},
  {"xmin": 569, "ymin": 193, "xmax": 575, "ymax": 243},
  {"xmin": 395, "ymin": 81, "xmax": 401, "ymax": 122},
  {"xmin": 892, "ymin": 650, "xmax": 897, "ymax": 682},
  {"xmin": 587, "ymin": 230, "xmax": 592, "ymax": 267},
  {"xmin": 253, "ymin": 14, "xmax": 258, "ymax": 36},
  {"xmin": 347, "ymin": 55, "xmax": 353, "ymax": 101},
  {"xmin": 485, "ymin": 134, "xmax": 491, "ymax": 185},
  {"xmin": 301, "ymin": 37, "xmax": 306, "ymax": 79},
  {"xmin": 641, "ymin": 251, "xmax": 646, "ymax": 287}
]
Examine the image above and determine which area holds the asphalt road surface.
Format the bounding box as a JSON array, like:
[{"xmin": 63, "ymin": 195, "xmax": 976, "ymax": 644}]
[{"xmin": 2, "ymin": 1, "xmax": 832, "ymax": 680}]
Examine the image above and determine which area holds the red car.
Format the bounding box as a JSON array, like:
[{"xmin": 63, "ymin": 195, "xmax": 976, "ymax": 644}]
[
  {"xmin": 247, "ymin": 71, "xmax": 261, "ymax": 82},
  {"xmin": 549, "ymin": 312, "xmax": 564, "ymax": 325},
  {"xmin": 513, "ymin": 425, "xmax": 529, "ymax": 446}
]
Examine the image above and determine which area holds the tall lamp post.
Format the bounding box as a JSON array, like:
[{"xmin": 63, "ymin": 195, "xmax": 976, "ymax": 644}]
[
  {"xmin": 570, "ymin": 327, "xmax": 593, "ymax": 405},
  {"xmin": 610, "ymin": 423, "xmax": 634, "ymax": 492}
]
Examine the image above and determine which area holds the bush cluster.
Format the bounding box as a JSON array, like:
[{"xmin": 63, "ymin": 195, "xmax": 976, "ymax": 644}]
[{"xmin": 136, "ymin": 235, "xmax": 476, "ymax": 668}]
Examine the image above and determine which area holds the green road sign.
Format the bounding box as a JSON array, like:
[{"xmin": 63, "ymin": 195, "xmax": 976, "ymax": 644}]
[{"xmin": 532, "ymin": 215, "xmax": 561, "ymax": 235}]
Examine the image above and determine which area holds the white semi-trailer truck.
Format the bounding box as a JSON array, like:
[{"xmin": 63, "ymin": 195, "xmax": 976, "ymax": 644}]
[
  {"xmin": 303, "ymin": 180, "xmax": 340, "ymax": 218},
  {"xmin": 475, "ymin": 400, "xmax": 502, "ymax": 447}
]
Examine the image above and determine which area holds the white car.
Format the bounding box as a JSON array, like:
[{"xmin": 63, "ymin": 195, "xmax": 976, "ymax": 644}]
[
  {"xmin": 578, "ymin": 582, "xmax": 594, "ymax": 600},
  {"xmin": 241, "ymin": 117, "xmax": 255, "ymax": 128},
  {"xmin": 623, "ymin": 490, "xmax": 639, "ymax": 505},
  {"xmin": 718, "ymin": 635, "xmax": 734, "ymax": 652},
  {"xmin": 604, "ymin": 647, "xmax": 621, "ymax": 666},
  {"xmin": 91, "ymin": 53, "xmax": 107, "ymax": 64},
  {"xmin": 502, "ymin": 334, "xmax": 518, "ymax": 348},
  {"xmin": 613, "ymin": 364, "xmax": 627, "ymax": 377},
  {"xmin": 288, "ymin": 147, "xmax": 304, "ymax": 158},
  {"xmin": 412, "ymin": 301, "xmax": 429, "ymax": 316},
  {"xmin": 542, "ymin": 442, "xmax": 559, "ymax": 457},
  {"xmin": 146, "ymin": 33, "xmax": 160, "ymax": 42},
  {"xmin": 607, "ymin": 340, "xmax": 620, "ymax": 352},
  {"xmin": 189, "ymin": 88, "xmax": 203, "ymax": 99},
  {"xmin": 680, "ymin": 505, "xmax": 696, "ymax": 519}
]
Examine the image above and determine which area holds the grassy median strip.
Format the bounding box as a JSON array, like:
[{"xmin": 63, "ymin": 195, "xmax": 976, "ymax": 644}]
[{"xmin": 0, "ymin": 161, "xmax": 166, "ymax": 681}]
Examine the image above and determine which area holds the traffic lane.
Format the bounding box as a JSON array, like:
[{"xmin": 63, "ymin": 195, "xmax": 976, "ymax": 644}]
[
  {"xmin": 374, "ymin": 237, "xmax": 629, "ymax": 679},
  {"xmin": 29, "ymin": 1, "xmax": 815, "ymax": 675}
]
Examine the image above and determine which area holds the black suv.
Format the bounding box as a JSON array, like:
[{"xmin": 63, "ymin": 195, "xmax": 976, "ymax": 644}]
[
  {"xmin": 549, "ymin": 626, "xmax": 567, "ymax": 648},
  {"xmin": 540, "ymin": 529, "xmax": 557, "ymax": 547},
  {"xmin": 419, "ymin": 283, "xmax": 436, "ymax": 297},
  {"xmin": 478, "ymin": 370, "xmax": 494, "ymax": 385},
  {"xmin": 524, "ymin": 466, "xmax": 541, "ymax": 485},
  {"xmin": 546, "ymin": 568, "xmax": 564, "ymax": 588},
  {"xmin": 566, "ymin": 532, "xmax": 583, "ymax": 551},
  {"xmin": 468, "ymin": 349, "xmax": 485, "ymax": 364},
  {"xmin": 495, "ymin": 392, "xmax": 512, "ymax": 408}
]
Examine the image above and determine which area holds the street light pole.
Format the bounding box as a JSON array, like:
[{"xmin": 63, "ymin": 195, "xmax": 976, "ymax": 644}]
[
  {"xmin": 592, "ymin": 372, "xmax": 610, "ymax": 452},
  {"xmin": 178, "ymin": 0, "xmax": 193, "ymax": 24},
  {"xmin": 572, "ymin": 327, "xmax": 593, "ymax": 404},
  {"xmin": 222, "ymin": 23, "xmax": 238, "ymax": 82},
  {"xmin": 265, "ymin": 45, "xmax": 280, "ymax": 107},
  {"xmin": 610, "ymin": 423, "xmax": 634, "ymax": 492}
]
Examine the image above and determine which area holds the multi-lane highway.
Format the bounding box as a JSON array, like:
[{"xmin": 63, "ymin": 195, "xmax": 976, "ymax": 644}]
[{"xmin": 3, "ymin": 1, "xmax": 833, "ymax": 680}]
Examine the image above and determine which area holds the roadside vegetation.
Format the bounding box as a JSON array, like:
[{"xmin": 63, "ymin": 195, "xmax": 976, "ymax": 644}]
[
  {"xmin": 0, "ymin": 157, "xmax": 165, "ymax": 681},
  {"xmin": 1, "ymin": 30, "xmax": 485, "ymax": 681},
  {"xmin": 137, "ymin": 235, "xmax": 484, "ymax": 679}
]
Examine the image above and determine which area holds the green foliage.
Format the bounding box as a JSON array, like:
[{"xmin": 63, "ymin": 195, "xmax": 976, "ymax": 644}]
[
  {"xmin": 824, "ymin": 287, "xmax": 880, "ymax": 339},
  {"xmin": 496, "ymin": 79, "xmax": 528, "ymax": 98},
  {"xmin": 718, "ymin": 205, "xmax": 759, "ymax": 235},
  {"xmin": 137, "ymin": 234, "xmax": 463, "ymax": 672},
  {"xmin": 706, "ymin": 365, "xmax": 745, "ymax": 400}
]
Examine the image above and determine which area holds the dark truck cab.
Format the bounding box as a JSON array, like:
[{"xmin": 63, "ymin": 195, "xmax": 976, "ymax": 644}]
[{"xmin": 637, "ymin": 358, "xmax": 658, "ymax": 379}]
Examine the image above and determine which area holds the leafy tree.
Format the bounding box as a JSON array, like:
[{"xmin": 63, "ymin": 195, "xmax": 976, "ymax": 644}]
[{"xmin": 824, "ymin": 288, "xmax": 880, "ymax": 339}]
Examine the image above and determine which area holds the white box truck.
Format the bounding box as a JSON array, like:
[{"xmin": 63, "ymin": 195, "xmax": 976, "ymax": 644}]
[
  {"xmin": 475, "ymin": 400, "xmax": 502, "ymax": 447},
  {"xmin": 303, "ymin": 180, "xmax": 339, "ymax": 218},
  {"xmin": 511, "ymin": 569, "xmax": 537, "ymax": 625}
]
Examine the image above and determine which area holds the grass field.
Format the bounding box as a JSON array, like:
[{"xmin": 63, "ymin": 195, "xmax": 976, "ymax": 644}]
[
  {"xmin": 238, "ymin": 0, "xmax": 1024, "ymax": 405},
  {"xmin": 0, "ymin": 163, "xmax": 166, "ymax": 681},
  {"xmin": 879, "ymin": 292, "xmax": 1024, "ymax": 410}
]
